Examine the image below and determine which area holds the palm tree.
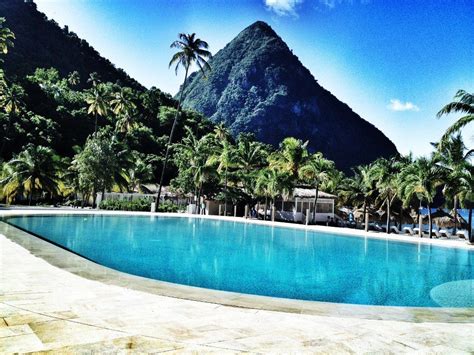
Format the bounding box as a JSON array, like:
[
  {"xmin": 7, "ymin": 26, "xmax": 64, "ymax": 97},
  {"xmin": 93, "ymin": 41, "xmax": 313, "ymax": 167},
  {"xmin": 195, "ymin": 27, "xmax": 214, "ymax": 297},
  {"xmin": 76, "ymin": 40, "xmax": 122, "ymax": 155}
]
[
  {"xmin": 0, "ymin": 83, "xmax": 25, "ymax": 157},
  {"xmin": 87, "ymin": 72, "xmax": 101, "ymax": 87},
  {"xmin": 110, "ymin": 87, "xmax": 137, "ymax": 133},
  {"xmin": 67, "ymin": 71, "xmax": 80, "ymax": 87},
  {"xmin": 1, "ymin": 145, "xmax": 61, "ymax": 204},
  {"xmin": 340, "ymin": 165, "xmax": 376, "ymax": 232},
  {"xmin": 298, "ymin": 152, "xmax": 335, "ymax": 222},
  {"xmin": 371, "ymin": 157, "xmax": 400, "ymax": 234},
  {"xmin": 399, "ymin": 157, "xmax": 441, "ymax": 238},
  {"xmin": 234, "ymin": 135, "xmax": 270, "ymax": 213},
  {"xmin": 435, "ymin": 134, "xmax": 472, "ymax": 234},
  {"xmin": 0, "ymin": 18, "xmax": 14, "ymax": 55},
  {"xmin": 458, "ymin": 164, "xmax": 473, "ymax": 243},
  {"xmin": 207, "ymin": 124, "xmax": 235, "ymax": 215},
  {"xmin": 128, "ymin": 155, "xmax": 154, "ymax": 193},
  {"xmin": 175, "ymin": 127, "xmax": 213, "ymax": 214},
  {"xmin": 269, "ymin": 137, "xmax": 309, "ymax": 179},
  {"xmin": 437, "ymin": 90, "xmax": 473, "ymax": 145},
  {"xmin": 255, "ymin": 168, "xmax": 291, "ymax": 221},
  {"xmin": 85, "ymin": 84, "xmax": 109, "ymax": 134},
  {"xmin": 155, "ymin": 33, "xmax": 212, "ymax": 211}
]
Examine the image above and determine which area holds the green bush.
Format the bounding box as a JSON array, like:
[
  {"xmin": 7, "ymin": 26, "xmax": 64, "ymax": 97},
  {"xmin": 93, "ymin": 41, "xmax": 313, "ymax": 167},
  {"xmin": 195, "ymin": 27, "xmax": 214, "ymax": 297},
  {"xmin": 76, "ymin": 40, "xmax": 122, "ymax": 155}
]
[{"xmin": 99, "ymin": 198, "xmax": 179, "ymax": 212}]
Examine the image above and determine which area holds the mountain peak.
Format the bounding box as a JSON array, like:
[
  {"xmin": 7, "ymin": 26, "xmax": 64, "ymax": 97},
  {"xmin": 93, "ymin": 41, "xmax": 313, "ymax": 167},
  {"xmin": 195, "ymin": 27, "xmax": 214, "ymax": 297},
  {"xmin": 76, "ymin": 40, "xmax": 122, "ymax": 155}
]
[
  {"xmin": 242, "ymin": 21, "xmax": 277, "ymax": 37},
  {"xmin": 179, "ymin": 21, "xmax": 398, "ymax": 172}
]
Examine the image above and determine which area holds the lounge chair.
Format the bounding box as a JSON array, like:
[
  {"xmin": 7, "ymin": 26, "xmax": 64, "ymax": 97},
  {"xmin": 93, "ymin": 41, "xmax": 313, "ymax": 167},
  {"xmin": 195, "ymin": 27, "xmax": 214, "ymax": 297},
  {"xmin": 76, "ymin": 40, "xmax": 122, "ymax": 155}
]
[
  {"xmin": 402, "ymin": 227, "xmax": 415, "ymax": 235},
  {"xmin": 430, "ymin": 229, "xmax": 441, "ymax": 238},
  {"xmin": 439, "ymin": 229, "xmax": 452, "ymax": 239},
  {"xmin": 456, "ymin": 230, "xmax": 469, "ymax": 239},
  {"xmin": 413, "ymin": 227, "xmax": 422, "ymax": 236},
  {"xmin": 390, "ymin": 226, "xmax": 400, "ymax": 234}
]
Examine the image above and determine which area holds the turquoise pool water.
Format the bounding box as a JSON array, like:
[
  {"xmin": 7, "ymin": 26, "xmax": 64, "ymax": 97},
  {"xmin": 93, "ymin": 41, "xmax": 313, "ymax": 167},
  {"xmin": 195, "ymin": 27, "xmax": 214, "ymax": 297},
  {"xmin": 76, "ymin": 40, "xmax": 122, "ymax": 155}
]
[{"xmin": 5, "ymin": 214, "xmax": 474, "ymax": 307}]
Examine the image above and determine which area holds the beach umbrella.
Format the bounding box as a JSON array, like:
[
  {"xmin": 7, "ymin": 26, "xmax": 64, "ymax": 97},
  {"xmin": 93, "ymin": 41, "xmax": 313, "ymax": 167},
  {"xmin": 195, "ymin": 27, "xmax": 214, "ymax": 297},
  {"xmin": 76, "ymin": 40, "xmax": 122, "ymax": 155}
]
[
  {"xmin": 353, "ymin": 207, "xmax": 377, "ymax": 220},
  {"xmin": 433, "ymin": 216, "xmax": 458, "ymax": 228},
  {"xmin": 420, "ymin": 208, "xmax": 451, "ymax": 219}
]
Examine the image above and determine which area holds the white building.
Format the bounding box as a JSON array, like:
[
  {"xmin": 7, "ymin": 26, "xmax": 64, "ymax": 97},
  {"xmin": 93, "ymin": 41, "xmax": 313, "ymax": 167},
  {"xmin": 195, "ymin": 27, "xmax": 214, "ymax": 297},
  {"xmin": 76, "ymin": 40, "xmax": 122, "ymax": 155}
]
[{"xmin": 273, "ymin": 188, "xmax": 336, "ymax": 223}]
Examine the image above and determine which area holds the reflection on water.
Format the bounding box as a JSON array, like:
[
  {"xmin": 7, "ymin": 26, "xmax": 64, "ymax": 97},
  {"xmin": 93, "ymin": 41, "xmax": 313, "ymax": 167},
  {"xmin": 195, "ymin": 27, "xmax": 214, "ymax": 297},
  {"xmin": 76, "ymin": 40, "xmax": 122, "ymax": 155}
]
[{"xmin": 6, "ymin": 215, "xmax": 474, "ymax": 307}]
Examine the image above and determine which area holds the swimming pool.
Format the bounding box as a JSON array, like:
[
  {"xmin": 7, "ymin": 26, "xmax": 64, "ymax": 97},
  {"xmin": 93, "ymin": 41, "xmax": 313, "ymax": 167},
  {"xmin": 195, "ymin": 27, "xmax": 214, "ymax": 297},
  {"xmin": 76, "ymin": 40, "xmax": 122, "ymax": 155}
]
[{"xmin": 5, "ymin": 214, "xmax": 474, "ymax": 308}]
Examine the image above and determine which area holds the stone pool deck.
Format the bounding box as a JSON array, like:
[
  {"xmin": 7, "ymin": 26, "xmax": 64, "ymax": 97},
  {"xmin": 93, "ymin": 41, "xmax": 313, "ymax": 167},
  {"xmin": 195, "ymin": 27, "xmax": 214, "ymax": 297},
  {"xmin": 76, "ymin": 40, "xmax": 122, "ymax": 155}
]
[{"xmin": 1, "ymin": 211, "xmax": 473, "ymax": 353}]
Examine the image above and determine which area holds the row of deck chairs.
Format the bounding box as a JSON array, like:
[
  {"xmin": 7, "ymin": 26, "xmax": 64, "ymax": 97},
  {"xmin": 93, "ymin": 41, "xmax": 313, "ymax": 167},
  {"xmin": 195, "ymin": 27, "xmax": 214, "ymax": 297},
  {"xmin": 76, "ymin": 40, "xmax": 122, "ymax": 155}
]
[{"xmin": 400, "ymin": 226, "xmax": 470, "ymax": 240}]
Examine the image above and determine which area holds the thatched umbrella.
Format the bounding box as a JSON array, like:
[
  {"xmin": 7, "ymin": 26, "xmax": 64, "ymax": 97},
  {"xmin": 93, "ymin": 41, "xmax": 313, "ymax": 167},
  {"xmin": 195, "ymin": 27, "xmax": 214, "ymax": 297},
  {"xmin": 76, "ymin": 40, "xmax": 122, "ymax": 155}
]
[
  {"xmin": 353, "ymin": 207, "xmax": 377, "ymax": 221},
  {"xmin": 432, "ymin": 211, "xmax": 468, "ymax": 229}
]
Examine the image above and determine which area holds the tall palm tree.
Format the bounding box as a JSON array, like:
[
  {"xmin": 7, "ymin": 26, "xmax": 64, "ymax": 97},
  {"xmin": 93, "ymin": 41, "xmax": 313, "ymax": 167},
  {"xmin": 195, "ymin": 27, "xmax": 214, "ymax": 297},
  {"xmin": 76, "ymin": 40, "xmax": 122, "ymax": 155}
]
[
  {"xmin": 371, "ymin": 157, "xmax": 400, "ymax": 234},
  {"xmin": 234, "ymin": 135, "xmax": 269, "ymax": 212},
  {"xmin": 435, "ymin": 134, "xmax": 472, "ymax": 234},
  {"xmin": 458, "ymin": 164, "xmax": 473, "ymax": 243},
  {"xmin": 85, "ymin": 84, "xmax": 109, "ymax": 134},
  {"xmin": 1, "ymin": 145, "xmax": 61, "ymax": 204},
  {"xmin": 110, "ymin": 87, "xmax": 137, "ymax": 133},
  {"xmin": 437, "ymin": 90, "xmax": 474, "ymax": 145},
  {"xmin": 0, "ymin": 17, "xmax": 14, "ymax": 55},
  {"xmin": 175, "ymin": 127, "xmax": 213, "ymax": 213},
  {"xmin": 340, "ymin": 165, "xmax": 376, "ymax": 231},
  {"xmin": 298, "ymin": 152, "xmax": 335, "ymax": 222},
  {"xmin": 155, "ymin": 33, "xmax": 212, "ymax": 211},
  {"xmin": 207, "ymin": 124, "xmax": 235, "ymax": 215},
  {"xmin": 255, "ymin": 168, "xmax": 291, "ymax": 221},
  {"xmin": 399, "ymin": 157, "xmax": 441, "ymax": 238}
]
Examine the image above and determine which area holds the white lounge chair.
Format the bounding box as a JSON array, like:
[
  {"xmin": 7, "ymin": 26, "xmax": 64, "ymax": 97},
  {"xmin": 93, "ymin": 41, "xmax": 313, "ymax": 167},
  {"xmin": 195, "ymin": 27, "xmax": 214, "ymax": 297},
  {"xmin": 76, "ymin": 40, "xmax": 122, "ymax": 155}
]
[
  {"xmin": 413, "ymin": 227, "xmax": 422, "ymax": 236},
  {"xmin": 403, "ymin": 227, "xmax": 415, "ymax": 235},
  {"xmin": 390, "ymin": 226, "xmax": 400, "ymax": 234},
  {"xmin": 431, "ymin": 229, "xmax": 441, "ymax": 238},
  {"xmin": 456, "ymin": 230, "xmax": 469, "ymax": 239},
  {"xmin": 439, "ymin": 229, "xmax": 452, "ymax": 239}
]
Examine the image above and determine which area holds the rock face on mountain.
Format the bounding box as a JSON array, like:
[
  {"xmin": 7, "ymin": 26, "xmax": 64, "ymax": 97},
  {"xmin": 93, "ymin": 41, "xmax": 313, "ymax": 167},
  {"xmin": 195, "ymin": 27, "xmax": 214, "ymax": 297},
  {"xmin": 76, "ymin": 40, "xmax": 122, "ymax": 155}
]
[
  {"xmin": 180, "ymin": 21, "xmax": 398, "ymax": 172},
  {"xmin": 0, "ymin": 0, "xmax": 142, "ymax": 90}
]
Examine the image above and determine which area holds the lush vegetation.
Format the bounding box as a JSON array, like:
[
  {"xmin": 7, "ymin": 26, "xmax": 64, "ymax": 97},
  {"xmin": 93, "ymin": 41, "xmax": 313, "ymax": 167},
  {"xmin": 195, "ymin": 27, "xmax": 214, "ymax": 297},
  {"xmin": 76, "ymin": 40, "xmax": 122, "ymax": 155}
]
[{"xmin": 99, "ymin": 198, "xmax": 179, "ymax": 212}]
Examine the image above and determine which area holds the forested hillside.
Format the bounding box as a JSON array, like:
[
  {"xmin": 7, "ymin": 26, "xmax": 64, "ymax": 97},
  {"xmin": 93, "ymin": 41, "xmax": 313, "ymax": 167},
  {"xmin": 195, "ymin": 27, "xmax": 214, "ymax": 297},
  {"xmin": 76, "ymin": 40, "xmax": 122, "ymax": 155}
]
[{"xmin": 0, "ymin": 0, "xmax": 142, "ymax": 89}]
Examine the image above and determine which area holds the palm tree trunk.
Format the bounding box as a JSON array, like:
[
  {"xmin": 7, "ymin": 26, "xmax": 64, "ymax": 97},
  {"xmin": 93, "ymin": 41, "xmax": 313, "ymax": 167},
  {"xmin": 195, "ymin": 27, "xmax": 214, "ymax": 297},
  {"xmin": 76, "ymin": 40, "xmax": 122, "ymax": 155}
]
[
  {"xmin": 468, "ymin": 207, "xmax": 473, "ymax": 243},
  {"xmin": 312, "ymin": 184, "xmax": 319, "ymax": 224},
  {"xmin": 92, "ymin": 189, "xmax": 97, "ymax": 209},
  {"xmin": 453, "ymin": 196, "xmax": 458, "ymax": 234},
  {"xmin": 224, "ymin": 168, "xmax": 228, "ymax": 216},
  {"xmin": 399, "ymin": 205, "xmax": 403, "ymax": 230},
  {"xmin": 418, "ymin": 201, "xmax": 423, "ymax": 238},
  {"xmin": 155, "ymin": 65, "xmax": 190, "ymax": 211},
  {"xmin": 363, "ymin": 201, "xmax": 369, "ymax": 232},
  {"xmin": 196, "ymin": 183, "xmax": 203, "ymax": 215},
  {"xmin": 427, "ymin": 203, "xmax": 433, "ymax": 239},
  {"xmin": 386, "ymin": 198, "xmax": 391, "ymax": 234},
  {"xmin": 264, "ymin": 197, "xmax": 268, "ymax": 221}
]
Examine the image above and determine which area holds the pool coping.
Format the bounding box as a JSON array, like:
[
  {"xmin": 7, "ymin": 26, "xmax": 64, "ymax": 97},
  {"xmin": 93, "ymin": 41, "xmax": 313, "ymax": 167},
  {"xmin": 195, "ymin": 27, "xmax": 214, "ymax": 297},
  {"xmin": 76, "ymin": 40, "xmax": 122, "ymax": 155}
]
[{"xmin": 1, "ymin": 209, "xmax": 473, "ymax": 324}]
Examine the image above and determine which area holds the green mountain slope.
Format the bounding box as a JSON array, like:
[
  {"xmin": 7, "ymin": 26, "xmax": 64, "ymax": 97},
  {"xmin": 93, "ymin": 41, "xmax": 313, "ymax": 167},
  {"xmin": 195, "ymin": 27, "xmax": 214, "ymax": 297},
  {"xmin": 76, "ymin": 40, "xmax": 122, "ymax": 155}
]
[{"xmin": 0, "ymin": 0, "xmax": 142, "ymax": 90}]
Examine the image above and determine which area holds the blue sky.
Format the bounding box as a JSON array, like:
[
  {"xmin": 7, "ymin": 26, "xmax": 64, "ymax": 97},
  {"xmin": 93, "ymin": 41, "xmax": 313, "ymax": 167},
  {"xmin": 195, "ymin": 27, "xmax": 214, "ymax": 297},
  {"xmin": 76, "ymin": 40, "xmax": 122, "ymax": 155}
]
[{"xmin": 35, "ymin": 0, "xmax": 473, "ymax": 156}]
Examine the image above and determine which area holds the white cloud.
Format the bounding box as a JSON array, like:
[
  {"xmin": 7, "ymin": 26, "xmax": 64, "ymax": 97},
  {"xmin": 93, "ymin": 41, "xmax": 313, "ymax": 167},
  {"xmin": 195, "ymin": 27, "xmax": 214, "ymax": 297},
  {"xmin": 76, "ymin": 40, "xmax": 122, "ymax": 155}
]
[
  {"xmin": 318, "ymin": 0, "xmax": 371, "ymax": 9},
  {"xmin": 264, "ymin": 0, "xmax": 303, "ymax": 16},
  {"xmin": 387, "ymin": 99, "xmax": 420, "ymax": 112}
]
